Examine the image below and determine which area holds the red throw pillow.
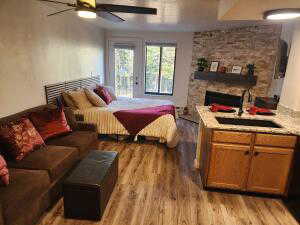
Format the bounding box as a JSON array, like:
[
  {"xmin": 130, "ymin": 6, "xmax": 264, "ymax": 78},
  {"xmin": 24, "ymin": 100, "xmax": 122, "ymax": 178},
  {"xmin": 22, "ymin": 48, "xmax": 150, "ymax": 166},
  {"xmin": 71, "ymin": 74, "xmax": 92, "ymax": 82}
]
[
  {"xmin": 0, "ymin": 155, "xmax": 9, "ymax": 186},
  {"xmin": 0, "ymin": 118, "xmax": 45, "ymax": 161},
  {"xmin": 29, "ymin": 108, "xmax": 72, "ymax": 141},
  {"xmin": 94, "ymin": 86, "xmax": 113, "ymax": 105}
]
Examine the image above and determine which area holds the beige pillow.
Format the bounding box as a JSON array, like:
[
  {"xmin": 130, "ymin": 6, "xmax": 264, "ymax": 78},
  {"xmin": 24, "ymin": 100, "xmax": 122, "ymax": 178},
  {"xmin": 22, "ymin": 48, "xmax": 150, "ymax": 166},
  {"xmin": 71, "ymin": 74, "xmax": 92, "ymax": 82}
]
[
  {"xmin": 84, "ymin": 88, "xmax": 107, "ymax": 107},
  {"xmin": 62, "ymin": 92, "xmax": 77, "ymax": 109},
  {"xmin": 68, "ymin": 89, "xmax": 93, "ymax": 109}
]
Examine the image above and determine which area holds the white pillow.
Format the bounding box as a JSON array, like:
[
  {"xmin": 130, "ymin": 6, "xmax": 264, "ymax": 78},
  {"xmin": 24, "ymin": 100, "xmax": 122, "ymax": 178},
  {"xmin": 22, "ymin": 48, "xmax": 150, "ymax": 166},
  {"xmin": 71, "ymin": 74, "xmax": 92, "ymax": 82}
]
[{"xmin": 84, "ymin": 88, "xmax": 107, "ymax": 107}]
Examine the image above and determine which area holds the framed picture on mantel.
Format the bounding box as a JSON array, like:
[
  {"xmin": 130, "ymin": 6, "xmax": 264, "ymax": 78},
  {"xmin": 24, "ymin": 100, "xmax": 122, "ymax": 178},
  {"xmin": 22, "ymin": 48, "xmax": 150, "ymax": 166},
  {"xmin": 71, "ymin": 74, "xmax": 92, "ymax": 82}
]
[
  {"xmin": 210, "ymin": 61, "xmax": 219, "ymax": 72},
  {"xmin": 232, "ymin": 66, "xmax": 242, "ymax": 74}
]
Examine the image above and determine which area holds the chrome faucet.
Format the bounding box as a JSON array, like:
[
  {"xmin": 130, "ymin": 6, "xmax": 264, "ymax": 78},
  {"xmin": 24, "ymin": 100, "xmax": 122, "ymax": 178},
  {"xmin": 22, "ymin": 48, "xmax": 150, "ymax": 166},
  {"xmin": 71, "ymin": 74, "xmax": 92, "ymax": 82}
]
[{"xmin": 238, "ymin": 88, "xmax": 252, "ymax": 116}]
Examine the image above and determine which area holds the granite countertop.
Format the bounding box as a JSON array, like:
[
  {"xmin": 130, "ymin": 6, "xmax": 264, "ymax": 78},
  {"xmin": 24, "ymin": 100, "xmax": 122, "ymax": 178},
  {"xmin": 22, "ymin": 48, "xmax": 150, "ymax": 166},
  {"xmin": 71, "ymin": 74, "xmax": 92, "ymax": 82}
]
[{"xmin": 196, "ymin": 106, "xmax": 300, "ymax": 136}]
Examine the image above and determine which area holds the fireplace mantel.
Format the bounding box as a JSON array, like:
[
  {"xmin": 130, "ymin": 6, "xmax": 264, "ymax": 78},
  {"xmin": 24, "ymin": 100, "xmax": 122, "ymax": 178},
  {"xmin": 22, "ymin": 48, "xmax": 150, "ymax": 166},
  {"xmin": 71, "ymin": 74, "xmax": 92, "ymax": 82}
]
[{"xmin": 194, "ymin": 71, "xmax": 257, "ymax": 87}]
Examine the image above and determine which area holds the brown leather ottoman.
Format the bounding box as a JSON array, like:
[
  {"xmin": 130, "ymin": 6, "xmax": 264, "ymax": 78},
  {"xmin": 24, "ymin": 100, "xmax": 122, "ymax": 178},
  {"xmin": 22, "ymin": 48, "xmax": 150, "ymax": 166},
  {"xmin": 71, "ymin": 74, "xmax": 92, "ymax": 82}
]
[{"xmin": 63, "ymin": 150, "xmax": 118, "ymax": 220}]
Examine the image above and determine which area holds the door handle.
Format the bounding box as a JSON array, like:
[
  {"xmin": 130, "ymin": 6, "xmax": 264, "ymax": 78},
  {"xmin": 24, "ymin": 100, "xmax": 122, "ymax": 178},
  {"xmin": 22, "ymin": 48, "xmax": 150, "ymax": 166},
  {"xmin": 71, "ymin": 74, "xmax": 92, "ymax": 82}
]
[
  {"xmin": 244, "ymin": 151, "xmax": 250, "ymax": 155},
  {"xmin": 254, "ymin": 152, "xmax": 259, "ymax": 156}
]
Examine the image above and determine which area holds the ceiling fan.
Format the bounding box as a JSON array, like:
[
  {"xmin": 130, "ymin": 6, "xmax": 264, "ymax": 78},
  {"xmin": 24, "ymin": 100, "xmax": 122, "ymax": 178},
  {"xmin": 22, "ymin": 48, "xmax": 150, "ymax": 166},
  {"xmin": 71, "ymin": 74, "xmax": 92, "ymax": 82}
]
[{"xmin": 38, "ymin": 0, "xmax": 157, "ymax": 22}]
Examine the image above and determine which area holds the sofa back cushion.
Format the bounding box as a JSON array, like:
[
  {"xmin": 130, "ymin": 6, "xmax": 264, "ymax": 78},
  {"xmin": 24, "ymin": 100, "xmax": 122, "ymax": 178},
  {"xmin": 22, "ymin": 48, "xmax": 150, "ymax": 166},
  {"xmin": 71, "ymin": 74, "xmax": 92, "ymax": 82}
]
[
  {"xmin": 0, "ymin": 105, "xmax": 56, "ymax": 126},
  {"xmin": 84, "ymin": 88, "xmax": 107, "ymax": 107},
  {"xmin": 0, "ymin": 118, "xmax": 45, "ymax": 161},
  {"xmin": 68, "ymin": 89, "xmax": 93, "ymax": 109},
  {"xmin": 94, "ymin": 86, "xmax": 113, "ymax": 105},
  {"xmin": 0, "ymin": 155, "xmax": 9, "ymax": 186},
  {"xmin": 29, "ymin": 108, "xmax": 72, "ymax": 141},
  {"xmin": 0, "ymin": 104, "xmax": 78, "ymax": 134}
]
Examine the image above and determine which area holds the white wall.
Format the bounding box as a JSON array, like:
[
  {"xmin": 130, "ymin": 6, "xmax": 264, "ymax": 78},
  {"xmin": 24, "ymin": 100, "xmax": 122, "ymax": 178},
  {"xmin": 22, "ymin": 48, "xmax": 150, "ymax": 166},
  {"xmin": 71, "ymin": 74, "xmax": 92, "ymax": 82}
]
[
  {"xmin": 105, "ymin": 30, "xmax": 193, "ymax": 107},
  {"xmin": 0, "ymin": 0, "xmax": 106, "ymax": 117},
  {"xmin": 268, "ymin": 23, "xmax": 294, "ymax": 97},
  {"xmin": 280, "ymin": 21, "xmax": 300, "ymax": 112}
]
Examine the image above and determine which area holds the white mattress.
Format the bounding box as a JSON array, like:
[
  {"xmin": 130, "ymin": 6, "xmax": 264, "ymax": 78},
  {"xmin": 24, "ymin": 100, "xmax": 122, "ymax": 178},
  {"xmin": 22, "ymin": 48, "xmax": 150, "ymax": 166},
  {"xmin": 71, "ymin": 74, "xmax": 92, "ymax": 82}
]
[
  {"xmin": 97, "ymin": 97, "xmax": 175, "ymax": 112},
  {"xmin": 74, "ymin": 97, "xmax": 180, "ymax": 148}
]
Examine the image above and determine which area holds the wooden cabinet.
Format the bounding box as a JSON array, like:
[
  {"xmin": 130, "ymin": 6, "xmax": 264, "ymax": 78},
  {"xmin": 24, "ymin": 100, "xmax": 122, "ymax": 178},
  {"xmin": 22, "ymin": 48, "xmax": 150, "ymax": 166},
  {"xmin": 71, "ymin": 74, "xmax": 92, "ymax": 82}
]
[
  {"xmin": 207, "ymin": 143, "xmax": 251, "ymax": 190},
  {"xmin": 247, "ymin": 146, "xmax": 293, "ymax": 194},
  {"xmin": 202, "ymin": 130, "xmax": 297, "ymax": 196},
  {"xmin": 212, "ymin": 131, "xmax": 252, "ymax": 145},
  {"xmin": 255, "ymin": 134, "xmax": 297, "ymax": 148}
]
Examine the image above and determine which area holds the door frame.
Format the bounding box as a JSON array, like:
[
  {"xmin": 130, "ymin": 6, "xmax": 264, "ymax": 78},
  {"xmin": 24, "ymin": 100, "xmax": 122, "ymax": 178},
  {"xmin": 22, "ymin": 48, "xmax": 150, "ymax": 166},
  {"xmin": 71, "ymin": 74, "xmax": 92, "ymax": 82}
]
[{"xmin": 106, "ymin": 37, "xmax": 143, "ymax": 98}]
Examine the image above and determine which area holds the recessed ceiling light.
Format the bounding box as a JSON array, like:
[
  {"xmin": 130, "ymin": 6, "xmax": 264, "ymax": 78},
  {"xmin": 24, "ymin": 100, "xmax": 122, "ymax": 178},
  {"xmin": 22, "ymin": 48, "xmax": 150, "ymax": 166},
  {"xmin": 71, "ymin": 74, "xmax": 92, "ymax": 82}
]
[{"xmin": 264, "ymin": 9, "xmax": 300, "ymax": 20}]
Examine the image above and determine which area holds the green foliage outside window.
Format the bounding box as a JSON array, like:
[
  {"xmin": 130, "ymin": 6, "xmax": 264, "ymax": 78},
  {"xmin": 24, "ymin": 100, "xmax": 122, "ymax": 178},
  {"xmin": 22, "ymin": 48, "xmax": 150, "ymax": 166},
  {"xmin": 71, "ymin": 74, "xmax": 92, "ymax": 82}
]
[
  {"xmin": 145, "ymin": 45, "xmax": 176, "ymax": 95},
  {"xmin": 114, "ymin": 48, "xmax": 134, "ymax": 98},
  {"xmin": 113, "ymin": 44, "xmax": 176, "ymax": 97}
]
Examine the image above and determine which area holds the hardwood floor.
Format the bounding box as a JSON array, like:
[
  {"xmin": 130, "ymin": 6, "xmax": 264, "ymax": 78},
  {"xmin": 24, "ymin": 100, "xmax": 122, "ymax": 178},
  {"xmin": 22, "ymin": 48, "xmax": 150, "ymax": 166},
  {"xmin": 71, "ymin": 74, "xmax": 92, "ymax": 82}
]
[{"xmin": 39, "ymin": 119, "xmax": 299, "ymax": 225}]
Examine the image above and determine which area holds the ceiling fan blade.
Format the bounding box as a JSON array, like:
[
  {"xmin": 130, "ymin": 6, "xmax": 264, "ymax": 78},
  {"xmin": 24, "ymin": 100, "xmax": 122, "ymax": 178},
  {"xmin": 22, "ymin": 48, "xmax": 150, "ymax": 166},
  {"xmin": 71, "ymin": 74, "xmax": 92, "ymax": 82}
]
[
  {"xmin": 37, "ymin": 0, "xmax": 76, "ymax": 7},
  {"xmin": 47, "ymin": 8, "xmax": 74, "ymax": 16},
  {"xmin": 97, "ymin": 11, "xmax": 125, "ymax": 23},
  {"xmin": 96, "ymin": 4, "xmax": 157, "ymax": 15}
]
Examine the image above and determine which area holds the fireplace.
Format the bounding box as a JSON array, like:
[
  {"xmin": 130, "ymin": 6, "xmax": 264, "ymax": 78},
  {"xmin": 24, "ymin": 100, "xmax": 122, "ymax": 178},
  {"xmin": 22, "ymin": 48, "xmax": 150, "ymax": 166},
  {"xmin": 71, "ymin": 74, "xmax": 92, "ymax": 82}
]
[{"xmin": 204, "ymin": 91, "xmax": 241, "ymax": 107}]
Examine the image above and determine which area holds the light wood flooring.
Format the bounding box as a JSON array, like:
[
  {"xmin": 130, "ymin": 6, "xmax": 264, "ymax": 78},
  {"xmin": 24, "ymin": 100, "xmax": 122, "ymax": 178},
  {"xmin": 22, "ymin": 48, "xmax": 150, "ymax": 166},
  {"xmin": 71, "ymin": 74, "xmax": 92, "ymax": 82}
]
[{"xmin": 39, "ymin": 119, "xmax": 299, "ymax": 225}]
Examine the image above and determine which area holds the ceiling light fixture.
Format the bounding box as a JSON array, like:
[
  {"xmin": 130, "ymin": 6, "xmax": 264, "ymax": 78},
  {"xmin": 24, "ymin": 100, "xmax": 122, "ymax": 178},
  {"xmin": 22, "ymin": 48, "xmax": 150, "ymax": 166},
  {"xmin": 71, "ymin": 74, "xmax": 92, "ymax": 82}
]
[
  {"xmin": 77, "ymin": 9, "xmax": 97, "ymax": 19},
  {"xmin": 76, "ymin": 0, "xmax": 97, "ymax": 19},
  {"xmin": 264, "ymin": 9, "xmax": 300, "ymax": 20},
  {"xmin": 38, "ymin": 0, "xmax": 157, "ymax": 22}
]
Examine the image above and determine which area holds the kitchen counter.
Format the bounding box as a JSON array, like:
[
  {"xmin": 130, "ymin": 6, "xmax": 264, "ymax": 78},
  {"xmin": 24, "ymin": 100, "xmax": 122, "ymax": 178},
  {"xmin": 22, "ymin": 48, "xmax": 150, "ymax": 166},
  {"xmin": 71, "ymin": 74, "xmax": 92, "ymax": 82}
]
[
  {"xmin": 196, "ymin": 105, "xmax": 300, "ymax": 136},
  {"xmin": 195, "ymin": 106, "xmax": 300, "ymax": 196}
]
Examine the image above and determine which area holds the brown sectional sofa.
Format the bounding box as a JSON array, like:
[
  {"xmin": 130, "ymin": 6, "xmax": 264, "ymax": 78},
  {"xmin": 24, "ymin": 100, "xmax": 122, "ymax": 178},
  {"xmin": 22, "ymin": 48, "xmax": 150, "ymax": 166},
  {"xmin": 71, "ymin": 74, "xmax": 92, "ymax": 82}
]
[{"xmin": 0, "ymin": 105, "xmax": 98, "ymax": 225}]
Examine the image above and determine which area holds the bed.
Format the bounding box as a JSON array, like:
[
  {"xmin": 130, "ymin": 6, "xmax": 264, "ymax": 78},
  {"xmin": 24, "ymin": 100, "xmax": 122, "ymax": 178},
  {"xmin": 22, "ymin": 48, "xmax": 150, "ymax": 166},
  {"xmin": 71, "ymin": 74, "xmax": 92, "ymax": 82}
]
[
  {"xmin": 44, "ymin": 77, "xmax": 180, "ymax": 148},
  {"xmin": 73, "ymin": 97, "xmax": 180, "ymax": 148}
]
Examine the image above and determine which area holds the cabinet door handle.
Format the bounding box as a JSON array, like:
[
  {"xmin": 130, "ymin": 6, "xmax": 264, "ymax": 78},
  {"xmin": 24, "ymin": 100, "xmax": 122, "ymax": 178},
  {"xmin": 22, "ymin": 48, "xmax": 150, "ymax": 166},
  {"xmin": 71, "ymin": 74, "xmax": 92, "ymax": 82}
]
[
  {"xmin": 254, "ymin": 152, "xmax": 259, "ymax": 156},
  {"xmin": 244, "ymin": 151, "xmax": 250, "ymax": 155}
]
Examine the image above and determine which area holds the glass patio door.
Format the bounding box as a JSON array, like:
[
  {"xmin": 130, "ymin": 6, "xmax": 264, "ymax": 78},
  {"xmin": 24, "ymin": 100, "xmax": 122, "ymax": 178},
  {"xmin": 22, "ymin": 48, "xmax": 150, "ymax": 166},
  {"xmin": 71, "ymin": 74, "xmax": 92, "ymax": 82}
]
[{"xmin": 109, "ymin": 42, "xmax": 139, "ymax": 98}]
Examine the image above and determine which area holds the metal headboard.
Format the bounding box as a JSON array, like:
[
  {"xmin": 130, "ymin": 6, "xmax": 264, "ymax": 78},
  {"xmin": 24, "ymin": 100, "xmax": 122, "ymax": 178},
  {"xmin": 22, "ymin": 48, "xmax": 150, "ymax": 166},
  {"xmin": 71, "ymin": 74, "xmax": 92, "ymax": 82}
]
[{"xmin": 45, "ymin": 76, "xmax": 101, "ymax": 104}]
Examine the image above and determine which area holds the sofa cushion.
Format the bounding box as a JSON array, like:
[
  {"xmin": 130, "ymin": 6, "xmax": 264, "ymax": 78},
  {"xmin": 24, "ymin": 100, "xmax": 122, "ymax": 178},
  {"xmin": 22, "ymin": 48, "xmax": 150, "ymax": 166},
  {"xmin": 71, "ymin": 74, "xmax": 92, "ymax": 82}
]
[
  {"xmin": 0, "ymin": 118, "xmax": 45, "ymax": 161},
  {"xmin": 0, "ymin": 155, "xmax": 9, "ymax": 186},
  {"xmin": 0, "ymin": 168, "xmax": 50, "ymax": 225},
  {"xmin": 7, "ymin": 145, "xmax": 79, "ymax": 181},
  {"xmin": 29, "ymin": 108, "xmax": 72, "ymax": 141},
  {"xmin": 0, "ymin": 105, "xmax": 56, "ymax": 126},
  {"xmin": 46, "ymin": 131, "xmax": 97, "ymax": 158}
]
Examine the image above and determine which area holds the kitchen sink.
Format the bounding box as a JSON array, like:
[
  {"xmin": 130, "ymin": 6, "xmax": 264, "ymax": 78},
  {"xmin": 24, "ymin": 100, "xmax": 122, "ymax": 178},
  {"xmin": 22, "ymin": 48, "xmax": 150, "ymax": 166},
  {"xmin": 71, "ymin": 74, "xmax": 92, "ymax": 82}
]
[{"xmin": 215, "ymin": 117, "xmax": 282, "ymax": 128}]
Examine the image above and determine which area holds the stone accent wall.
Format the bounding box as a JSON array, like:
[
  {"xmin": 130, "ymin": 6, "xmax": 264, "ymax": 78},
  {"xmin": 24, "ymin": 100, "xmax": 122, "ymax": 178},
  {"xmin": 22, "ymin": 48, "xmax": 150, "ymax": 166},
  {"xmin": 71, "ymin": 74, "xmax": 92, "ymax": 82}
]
[{"xmin": 186, "ymin": 25, "xmax": 282, "ymax": 121}]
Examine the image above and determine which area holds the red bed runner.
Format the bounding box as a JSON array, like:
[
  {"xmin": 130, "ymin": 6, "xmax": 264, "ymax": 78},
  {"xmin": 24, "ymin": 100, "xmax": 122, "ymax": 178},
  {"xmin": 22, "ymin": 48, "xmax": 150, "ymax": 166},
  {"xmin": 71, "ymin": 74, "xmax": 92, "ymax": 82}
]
[{"xmin": 113, "ymin": 105, "xmax": 176, "ymax": 136}]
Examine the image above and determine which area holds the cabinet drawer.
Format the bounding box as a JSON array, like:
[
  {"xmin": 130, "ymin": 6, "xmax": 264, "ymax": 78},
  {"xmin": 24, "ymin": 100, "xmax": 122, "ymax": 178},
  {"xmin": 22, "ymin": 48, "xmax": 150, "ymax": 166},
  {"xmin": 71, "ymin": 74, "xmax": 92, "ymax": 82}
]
[
  {"xmin": 212, "ymin": 131, "xmax": 252, "ymax": 145},
  {"xmin": 255, "ymin": 134, "xmax": 297, "ymax": 148},
  {"xmin": 254, "ymin": 146, "xmax": 294, "ymax": 155}
]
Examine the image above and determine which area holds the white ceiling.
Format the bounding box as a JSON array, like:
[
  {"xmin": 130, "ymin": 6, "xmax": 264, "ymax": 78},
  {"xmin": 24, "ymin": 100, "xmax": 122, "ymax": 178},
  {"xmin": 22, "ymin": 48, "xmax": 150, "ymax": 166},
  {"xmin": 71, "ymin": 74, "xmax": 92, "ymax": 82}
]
[
  {"xmin": 41, "ymin": 0, "xmax": 277, "ymax": 32},
  {"xmin": 219, "ymin": 0, "xmax": 300, "ymax": 20}
]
